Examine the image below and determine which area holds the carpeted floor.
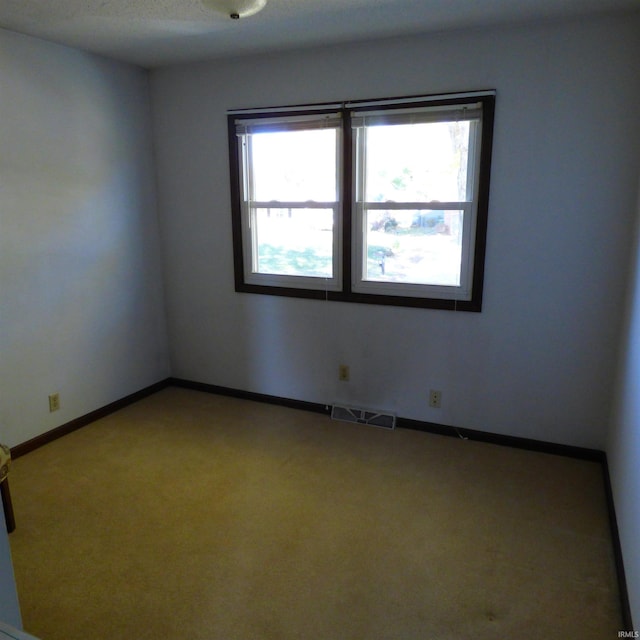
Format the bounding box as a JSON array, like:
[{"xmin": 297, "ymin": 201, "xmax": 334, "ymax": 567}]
[{"xmin": 8, "ymin": 387, "xmax": 622, "ymax": 639}]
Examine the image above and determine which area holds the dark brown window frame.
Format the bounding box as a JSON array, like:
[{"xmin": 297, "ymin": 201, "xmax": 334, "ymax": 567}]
[{"xmin": 228, "ymin": 91, "xmax": 495, "ymax": 311}]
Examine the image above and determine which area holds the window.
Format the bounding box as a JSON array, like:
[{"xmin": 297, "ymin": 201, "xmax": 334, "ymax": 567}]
[{"xmin": 228, "ymin": 91, "xmax": 495, "ymax": 311}]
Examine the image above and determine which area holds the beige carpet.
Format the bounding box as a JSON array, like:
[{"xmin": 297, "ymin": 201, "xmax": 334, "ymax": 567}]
[{"xmin": 8, "ymin": 387, "xmax": 622, "ymax": 639}]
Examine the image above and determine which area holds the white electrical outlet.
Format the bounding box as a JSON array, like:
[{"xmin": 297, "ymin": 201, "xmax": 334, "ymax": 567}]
[
  {"xmin": 338, "ymin": 364, "xmax": 350, "ymax": 381},
  {"xmin": 428, "ymin": 390, "xmax": 442, "ymax": 408},
  {"xmin": 48, "ymin": 393, "xmax": 60, "ymax": 412}
]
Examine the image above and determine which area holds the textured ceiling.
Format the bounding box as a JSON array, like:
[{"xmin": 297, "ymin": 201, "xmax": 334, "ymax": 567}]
[{"xmin": 0, "ymin": 0, "xmax": 637, "ymax": 68}]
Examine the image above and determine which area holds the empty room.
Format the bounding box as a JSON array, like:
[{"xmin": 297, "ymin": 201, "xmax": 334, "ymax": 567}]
[{"xmin": 1, "ymin": 0, "xmax": 640, "ymax": 638}]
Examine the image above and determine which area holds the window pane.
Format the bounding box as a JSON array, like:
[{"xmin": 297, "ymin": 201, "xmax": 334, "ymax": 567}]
[
  {"xmin": 364, "ymin": 121, "xmax": 471, "ymax": 202},
  {"xmin": 231, "ymin": 93, "xmax": 493, "ymax": 307},
  {"xmin": 251, "ymin": 129, "xmax": 338, "ymax": 202},
  {"xmin": 364, "ymin": 209, "xmax": 463, "ymax": 286},
  {"xmin": 254, "ymin": 208, "xmax": 334, "ymax": 277}
]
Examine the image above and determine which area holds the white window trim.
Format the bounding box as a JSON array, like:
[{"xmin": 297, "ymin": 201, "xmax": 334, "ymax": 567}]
[
  {"xmin": 350, "ymin": 104, "xmax": 484, "ymax": 301},
  {"xmin": 236, "ymin": 112, "xmax": 343, "ymax": 292}
]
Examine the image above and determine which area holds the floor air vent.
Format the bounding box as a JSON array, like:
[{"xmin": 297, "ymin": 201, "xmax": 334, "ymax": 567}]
[{"xmin": 331, "ymin": 405, "xmax": 396, "ymax": 430}]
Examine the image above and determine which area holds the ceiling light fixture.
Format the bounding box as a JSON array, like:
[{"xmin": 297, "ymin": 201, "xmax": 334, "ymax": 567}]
[{"xmin": 203, "ymin": 0, "xmax": 267, "ymax": 20}]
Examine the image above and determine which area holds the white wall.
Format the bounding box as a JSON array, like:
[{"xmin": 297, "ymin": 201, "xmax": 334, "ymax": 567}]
[
  {"xmin": 609, "ymin": 177, "xmax": 640, "ymax": 627},
  {"xmin": 0, "ymin": 29, "xmax": 170, "ymax": 448},
  {"xmin": 151, "ymin": 12, "xmax": 640, "ymax": 450},
  {"xmin": 0, "ymin": 507, "xmax": 21, "ymax": 629}
]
